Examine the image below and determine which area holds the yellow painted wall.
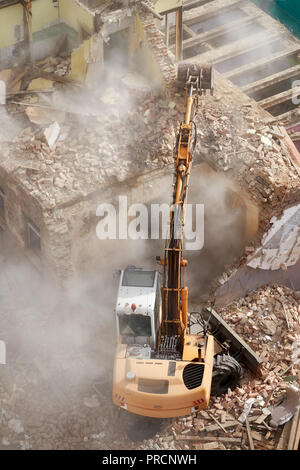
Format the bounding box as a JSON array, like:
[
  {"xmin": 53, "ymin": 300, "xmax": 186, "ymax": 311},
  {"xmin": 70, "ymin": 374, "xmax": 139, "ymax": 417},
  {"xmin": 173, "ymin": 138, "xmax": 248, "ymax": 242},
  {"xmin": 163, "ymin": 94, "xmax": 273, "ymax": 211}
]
[
  {"xmin": 69, "ymin": 35, "xmax": 101, "ymax": 84},
  {"xmin": 154, "ymin": 0, "xmax": 182, "ymax": 14},
  {"xmin": 0, "ymin": 3, "xmax": 24, "ymax": 48},
  {"xmin": 59, "ymin": 0, "xmax": 94, "ymax": 36},
  {"xmin": 130, "ymin": 14, "xmax": 164, "ymax": 87},
  {"xmin": 32, "ymin": 0, "xmax": 59, "ymax": 33}
]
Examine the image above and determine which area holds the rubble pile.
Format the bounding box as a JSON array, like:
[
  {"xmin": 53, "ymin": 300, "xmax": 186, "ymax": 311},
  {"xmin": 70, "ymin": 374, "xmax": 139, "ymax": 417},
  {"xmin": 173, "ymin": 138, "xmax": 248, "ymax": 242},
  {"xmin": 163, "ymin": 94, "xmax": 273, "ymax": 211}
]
[
  {"xmin": 2, "ymin": 58, "xmax": 300, "ymax": 221},
  {"xmin": 1, "ymin": 49, "xmax": 300, "ymax": 452},
  {"xmin": 139, "ymin": 285, "xmax": 300, "ymax": 451},
  {"xmin": 1, "ymin": 272, "xmax": 299, "ymax": 450},
  {"xmin": 0, "ymin": 372, "xmax": 136, "ymax": 450},
  {"xmin": 37, "ymin": 56, "xmax": 71, "ymax": 78},
  {"xmin": 11, "ymin": 93, "xmax": 176, "ymax": 206},
  {"xmin": 195, "ymin": 97, "xmax": 300, "ymax": 207},
  {"xmin": 219, "ymin": 285, "xmax": 299, "ymax": 361},
  {"xmin": 1, "ymin": 58, "xmax": 181, "ymax": 208}
]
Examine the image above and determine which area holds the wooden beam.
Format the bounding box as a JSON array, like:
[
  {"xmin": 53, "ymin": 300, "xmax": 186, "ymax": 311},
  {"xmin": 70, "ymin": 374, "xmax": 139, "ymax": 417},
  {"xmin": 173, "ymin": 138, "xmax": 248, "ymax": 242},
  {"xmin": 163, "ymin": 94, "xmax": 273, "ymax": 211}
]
[
  {"xmin": 184, "ymin": 31, "xmax": 280, "ymax": 65},
  {"xmin": 245, "ymin": 417, "xmax": 255, "ymax": 450},
  {"xmin": 183, "ymin": 0, "xmax": 211, "ymax": 11},
  {"xmin": 288, "ymin": 408, "xmax": 300, "ymax": 450},
  {"xmin": 183, "ymin": 24, "xmax": 196, "ymax": 38},
  {"xmin": 225, "ymin": 45, "xmax": 300, "ymax": 79},
  {"xmin": 180, "ymin": 12, "xmax": 262, "ymax": 51},
  {"xmin": 165, "ymin": 13, "xmax": 169, "ymax": 48},
  {"xmin": 176, "ymin": 435, "xmax": 241, "ymax": 443},
  {"xmin": 183, "ymin": 0, "xmax": 242, "ymax": 26},
  {"xmin": 276, "ymin": 420, "xmax": 293, "ymax": 450},
  {"xmin": 279, "ymin": 125, "xmax": 300, "ymax": 176},
  {"xmin": 176, "ymin": 6, "xmax": 183, "ymax": 62},
  {"xmin": 292, "ymin": 411, "xmax": 300, "ymax": 450},
  {"xmin": 242, "ymin": 64, "xmax": 300, "ymax": 94},
  {"xmin": 0, "ymin": 0, "xmax": 19, "ymax": 8},
  {"xmin": 141, "ymin": 1, "xmax": 163, "ymax": 20},
  {"xmin": 263, "ymin": 108, "xmax": 299, "ymax": 125},
  {"xmin": 258, "ymin": 85, "xmax": 300, "ymax": 109}
]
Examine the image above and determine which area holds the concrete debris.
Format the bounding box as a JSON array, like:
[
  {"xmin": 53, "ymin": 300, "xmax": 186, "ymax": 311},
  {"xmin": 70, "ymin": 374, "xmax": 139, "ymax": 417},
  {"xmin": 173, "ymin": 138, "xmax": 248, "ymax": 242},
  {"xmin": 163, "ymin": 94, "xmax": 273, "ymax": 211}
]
[
  {"xmin": 83, "ymin": 395, "xmax": 100, "ymax": 408},
  {"xmin": 0, "ymin": 33, "xmax": 300, "ymax": 450},
  {"xmin": 0, "ymin": 340, "xmax": 6, "ymax": 364},
  {"xmin": 121, "ymin": 72, "xmax": 152, "ymax": 93},
  {"xmin": 0, "ymin": 80, "xmax": 6, "ymax": 105},
  {"xmin": 292, "ymin": 339, "xmax": 300, "ymax": 365},
  {"xmin": 269, "ymin": 384, "xmax": 300, "ymax": 428},
  {"xmin": 8, "ymin": 418, "xmax": 24, "ymax": 434},
  {"xmin": 3, "ymin": 73, "xmax": 177, "ymax": 209},
  {"xmin": 261, "ymin": 135, "xmax": 272, "ymax": 147},
  {"xmin": 91, "ymin": 432, "xmax": 105, "ymax": 440},
  {"xmin": 43, "ymin": 122, "xmax": 60, "ymax": 148},
  {"xmin": 138, "ymin": 285, "xmax": 300, "ymax": 451},
  {"xmin": 25, "ymin": 106, "xmax": 65, "ymax": 126},
  {"xmin": 247, "ymin": 204, "xmax": 300, "ymax": 271},
  {"xmin": 238, "ymin": 396, "xmax": 264, "ymax": 424},
  {"xmin": 100, "ymin": 87, "xmax": 120, "ymax": 106}
]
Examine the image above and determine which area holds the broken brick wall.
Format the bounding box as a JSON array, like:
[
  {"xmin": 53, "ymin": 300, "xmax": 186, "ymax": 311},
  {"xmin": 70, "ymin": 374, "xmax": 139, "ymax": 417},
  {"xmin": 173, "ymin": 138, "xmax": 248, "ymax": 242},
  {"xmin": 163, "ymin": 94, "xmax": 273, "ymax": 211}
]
[
  {"xmin": 0, "ymin": 168, "xmax": 43, "ymax": 250},
  {"xmin": 135, "ymin": 1, "xmax": 176, "ymax": 92},
  {"xmin": 0, "ymin": 168, "xmax": 74, "ymax": 282},
  {"xmin": 56, "ymin": 166, "xmax": 171, "ymax": 280}
]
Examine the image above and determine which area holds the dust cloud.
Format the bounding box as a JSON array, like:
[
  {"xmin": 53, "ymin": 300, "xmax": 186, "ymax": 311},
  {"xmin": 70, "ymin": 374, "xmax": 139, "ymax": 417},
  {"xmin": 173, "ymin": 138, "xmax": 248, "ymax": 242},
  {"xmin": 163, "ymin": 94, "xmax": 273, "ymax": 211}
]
[{"xmin": 0, "ymin": 106, "xmax": 22, "ymax": 143}]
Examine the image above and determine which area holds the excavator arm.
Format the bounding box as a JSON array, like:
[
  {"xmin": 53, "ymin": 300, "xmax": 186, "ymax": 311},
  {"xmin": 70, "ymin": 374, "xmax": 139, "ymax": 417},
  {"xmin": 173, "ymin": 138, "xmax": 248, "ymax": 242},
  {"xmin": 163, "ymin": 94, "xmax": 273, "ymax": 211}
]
[
  {"xmin": 112, "ymin": 63, "xmax": 262, "ymax": 419},
  {"xmin": 159, "ymin": 64, "xmax": 214, "ymax": 355}
]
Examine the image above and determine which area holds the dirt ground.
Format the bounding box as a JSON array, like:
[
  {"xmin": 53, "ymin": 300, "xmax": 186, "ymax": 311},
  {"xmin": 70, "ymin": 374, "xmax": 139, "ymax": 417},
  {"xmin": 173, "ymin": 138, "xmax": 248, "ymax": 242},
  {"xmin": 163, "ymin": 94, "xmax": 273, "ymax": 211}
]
[{"xmin": 0, "ymin": 232, "xmax": 137, "ymax": 450}]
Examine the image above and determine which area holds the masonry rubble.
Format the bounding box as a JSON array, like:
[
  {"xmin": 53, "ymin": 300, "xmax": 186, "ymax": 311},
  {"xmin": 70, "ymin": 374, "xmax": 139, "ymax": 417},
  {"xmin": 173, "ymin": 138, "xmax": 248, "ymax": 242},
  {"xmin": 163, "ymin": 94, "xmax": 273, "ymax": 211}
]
[
  {"xmin": 0, "ymin": 3, "xmax": 299, "ymax": 451},
  {"xmin": 0, "ymin": 54, "xmax": 300, "ymax": 288},
  {"xmin": 1, "ymin": 56, "xmax": 179, "ymax": 206},
  {"xmin": 2, "ymin": 60, "xmax": 300, "ymax": 211},
  {"xmin": 138, "ymin": 285, "xmax": 300, "ymax": 451}
]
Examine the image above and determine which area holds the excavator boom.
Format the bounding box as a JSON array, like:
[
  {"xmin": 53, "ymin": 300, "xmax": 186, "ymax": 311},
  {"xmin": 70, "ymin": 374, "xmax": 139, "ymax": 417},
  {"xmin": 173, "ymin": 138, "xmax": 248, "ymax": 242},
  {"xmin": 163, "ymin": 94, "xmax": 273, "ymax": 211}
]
[{"xmin": 160, "ymin": 65, "xmax": 212, "ymax": 352}]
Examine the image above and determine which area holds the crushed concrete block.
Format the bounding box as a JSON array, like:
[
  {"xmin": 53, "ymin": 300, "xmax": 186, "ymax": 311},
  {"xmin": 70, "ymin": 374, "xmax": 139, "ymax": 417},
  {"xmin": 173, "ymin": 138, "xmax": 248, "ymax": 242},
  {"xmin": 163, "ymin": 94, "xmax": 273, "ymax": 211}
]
[
  {"xmin": 8, "ymin": 419, "xmax": 24, "ymax": 434},
  {"xmin": 121, "ymin": 72, "xmax": 152, "ymax": 92},
  {"xmin": 269, "ymin": 384, "xmax": 299, "ymax": 428},
  {"xmin": 83, "ymin": 395, "xmax": 100, "ymax": 408},
  {"xmin": 53, "ymin": 176, "xmax": 66, "ymax": 189},
  {"xmin": 291, "ymin": 339, "xmax": 300, "ymax": 365},
  {"xmin": 44, "ymin": 122, "xmax": 60, "ymax": 148},
  {"xmin": 0, "ymin": 340, "xmax": 5, "ymax": 364},
  {"xmin": 100, "ymin": 87, "xmax": 119, "ymax": 105},
  {"xmin": 260, "ymin": 319, "xmax": 277, "ymax": 336},
  {"xmin": 0, "ymin": 80, "xmax": 6, "ymax": 105},
  {"xmin": 261, "ymin": 135, "xmax": 272, "ymax": 147}
]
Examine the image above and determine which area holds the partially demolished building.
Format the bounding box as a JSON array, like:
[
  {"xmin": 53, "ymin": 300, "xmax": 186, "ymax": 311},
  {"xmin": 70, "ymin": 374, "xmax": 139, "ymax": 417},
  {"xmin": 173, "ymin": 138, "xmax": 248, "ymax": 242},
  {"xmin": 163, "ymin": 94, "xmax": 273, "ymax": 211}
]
[
  {"xmin": 0, "ymin": 0, "xmax": 299, "ymax": 452},
  {"xmin": 0, "ymin": 0, "xmax": 299, "ymax": 294}
]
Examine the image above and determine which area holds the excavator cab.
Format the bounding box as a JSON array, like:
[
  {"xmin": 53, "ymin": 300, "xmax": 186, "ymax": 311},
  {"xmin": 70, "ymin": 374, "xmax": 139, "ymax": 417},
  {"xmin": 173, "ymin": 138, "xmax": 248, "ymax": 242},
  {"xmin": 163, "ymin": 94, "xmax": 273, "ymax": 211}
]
[{"xmin": 116, "ymin": 266, "xmax": 161, "ymax": 351}]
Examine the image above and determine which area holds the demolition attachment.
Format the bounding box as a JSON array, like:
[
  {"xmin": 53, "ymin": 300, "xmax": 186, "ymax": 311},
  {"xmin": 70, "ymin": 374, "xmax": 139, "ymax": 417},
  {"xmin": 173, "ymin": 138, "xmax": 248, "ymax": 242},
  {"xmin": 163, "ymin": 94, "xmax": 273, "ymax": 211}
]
[{"xmin": 176, "ymin": 63, "xmax": 214, "ymax": 94}]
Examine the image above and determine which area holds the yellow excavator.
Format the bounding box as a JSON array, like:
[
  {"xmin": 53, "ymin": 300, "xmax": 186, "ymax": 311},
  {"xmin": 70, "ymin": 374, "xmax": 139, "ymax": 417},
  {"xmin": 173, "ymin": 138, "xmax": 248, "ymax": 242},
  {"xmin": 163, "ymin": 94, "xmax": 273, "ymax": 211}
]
[{"xmin": 113, "ymin": 64, "xmax": 261, "ymax": 418}]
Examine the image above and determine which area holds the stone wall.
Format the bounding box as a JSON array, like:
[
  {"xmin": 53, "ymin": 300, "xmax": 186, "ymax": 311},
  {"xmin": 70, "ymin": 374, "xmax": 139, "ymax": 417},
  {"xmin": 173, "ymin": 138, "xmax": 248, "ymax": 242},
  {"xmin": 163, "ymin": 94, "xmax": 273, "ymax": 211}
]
[{"xmin": 136, "ymin": 0, "xmax": 176, "ymax": 92}]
